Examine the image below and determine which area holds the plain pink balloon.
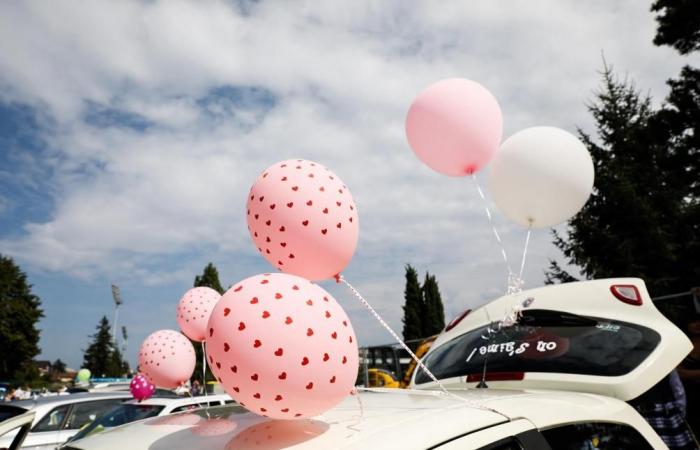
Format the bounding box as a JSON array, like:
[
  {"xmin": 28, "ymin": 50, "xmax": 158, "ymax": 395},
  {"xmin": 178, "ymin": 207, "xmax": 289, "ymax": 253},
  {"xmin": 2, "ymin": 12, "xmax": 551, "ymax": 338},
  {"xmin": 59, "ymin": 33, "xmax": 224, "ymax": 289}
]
[
  {"xmin": 177, "ymin": 287, "xmax": 222, "ymax": 342},
  {"xmin": 246, "ymin": 159, "xmax": 359, "ymax": 281},
  {"xmin": 406, "ymin": 78, "xmax": 503, "ymax": 176},
  {"xmin": 207, "ymin": 273, "xmax": 358, "ymax": 420},
  {"xmin": 138, "ymin": 330, "xmax": 196, "ymax": 389},
  {"xmin": 130, "ymin": 374, "xmax": 155, "ymax": 401}
]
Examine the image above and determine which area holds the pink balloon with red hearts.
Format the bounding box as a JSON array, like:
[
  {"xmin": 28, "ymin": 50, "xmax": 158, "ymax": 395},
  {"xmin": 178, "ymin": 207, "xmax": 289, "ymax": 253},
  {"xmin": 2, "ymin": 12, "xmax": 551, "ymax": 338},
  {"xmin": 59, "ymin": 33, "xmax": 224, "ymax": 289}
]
[
  {"xmin": 206, "ymin": 272, "xmax": 358, "ymax": 420},
  {"xmin": 177, "ymin": 286, "xmax": 221, "ymax": 342},
  {"xmin": 130, "ymin": 373, "xmax": 155, "ymax": 401},
  {"xmin": 246, "ymin": 159, "xmax": 359, "ymax": 281},
  {"xmin": 138, "ymin": 329, "xmax": 196, "ymax": 389}
]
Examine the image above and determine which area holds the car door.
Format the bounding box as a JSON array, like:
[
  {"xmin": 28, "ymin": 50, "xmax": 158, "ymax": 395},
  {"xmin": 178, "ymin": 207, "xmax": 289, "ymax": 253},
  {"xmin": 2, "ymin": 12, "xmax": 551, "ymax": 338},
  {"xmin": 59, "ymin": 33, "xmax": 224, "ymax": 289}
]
[
  {"xmin": 23, "ymin": 404, "xmax": 70, "ymax": 450},
  {"xmin": 413, "ymin": 278, "xmax": 693, "ymax": 401}
]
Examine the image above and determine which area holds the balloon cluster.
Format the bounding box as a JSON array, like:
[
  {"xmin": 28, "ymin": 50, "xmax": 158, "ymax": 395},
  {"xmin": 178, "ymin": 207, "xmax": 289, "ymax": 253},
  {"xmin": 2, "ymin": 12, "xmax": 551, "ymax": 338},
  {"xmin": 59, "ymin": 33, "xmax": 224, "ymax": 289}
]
[
  {"xmin": 406, "ymin": 78, "xmax": 594, "ymax": 229},
  {"xmin": 136, "ymin": 160, "xmax": 359, "ymax": 420}
]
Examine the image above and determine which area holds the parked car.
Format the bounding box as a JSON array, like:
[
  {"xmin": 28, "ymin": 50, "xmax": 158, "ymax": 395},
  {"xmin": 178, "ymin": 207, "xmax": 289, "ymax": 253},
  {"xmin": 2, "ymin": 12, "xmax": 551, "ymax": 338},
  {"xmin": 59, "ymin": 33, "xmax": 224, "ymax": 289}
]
[
  {"xmin": 0, "ymin": 392, "xmax": 131, "ymax": 450},
  {"xmin": 0, "ymin": 405, "xmax": 35, "ymax": 450},
  {"xmin": 65, "ymin": 394, "xmax": 233, "ymax": 443},
  {"xmin": 63, "ymin": 278, "xmax": 693, "ymax": 449}
]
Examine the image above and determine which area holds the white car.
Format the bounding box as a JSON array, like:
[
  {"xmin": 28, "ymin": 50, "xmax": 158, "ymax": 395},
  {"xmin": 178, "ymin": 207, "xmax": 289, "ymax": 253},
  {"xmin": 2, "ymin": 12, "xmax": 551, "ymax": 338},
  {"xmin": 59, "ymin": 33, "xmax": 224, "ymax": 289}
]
[
  {"xmin": 63, "ymin": 278, "xmax": 693, "ymax": 450},
  {"xmin": 0, "ymin": 392, "xmax": 131, "ymax": 450},
  {"xmin": 65, "ymin": 394, "xmax": 234, "ymax": 443}
]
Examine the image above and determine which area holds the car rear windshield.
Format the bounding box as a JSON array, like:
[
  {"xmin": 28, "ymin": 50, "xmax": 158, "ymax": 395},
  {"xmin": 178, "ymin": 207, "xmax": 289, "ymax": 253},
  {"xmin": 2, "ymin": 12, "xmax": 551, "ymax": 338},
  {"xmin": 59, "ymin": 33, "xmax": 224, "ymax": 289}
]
[
  {"xmin": 69, "ymin": 404, "xmax": 165, "ymax": 442},
  {"xmin": 415, "ymin": 309, "xmax": 660, "ymax": 384}
]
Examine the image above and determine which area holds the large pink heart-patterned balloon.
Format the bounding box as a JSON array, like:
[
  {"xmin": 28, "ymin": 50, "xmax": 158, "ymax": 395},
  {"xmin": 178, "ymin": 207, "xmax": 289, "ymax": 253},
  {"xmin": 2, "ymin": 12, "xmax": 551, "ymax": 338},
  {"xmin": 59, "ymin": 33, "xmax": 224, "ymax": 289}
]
[
  {"xmin": 177, "ymin": 287, "xmax": 222, "ymax": 342},
  {"xmin": 138, "ymin": 330, "xmax": 196, "ymax": 389},
  {"xmin": 207, "ymin": 273, "xmax": 358, "ymax": 420},
  {"xmin": 246, "ymin": 159, "xmax": 359, "ymax": 281}
]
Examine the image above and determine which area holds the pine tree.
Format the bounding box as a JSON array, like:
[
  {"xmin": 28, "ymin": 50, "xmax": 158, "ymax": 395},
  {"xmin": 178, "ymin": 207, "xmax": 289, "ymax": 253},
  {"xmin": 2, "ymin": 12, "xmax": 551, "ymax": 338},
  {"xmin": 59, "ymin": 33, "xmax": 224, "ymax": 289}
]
[
  {"xmin": 0, "ymin": 254, "xmax": 44, "ymax": 380},
  {"xmin": 402, "ymin": 264, "xmax": 423, "ymax": 341},
  {"xmin": 422, "ymin": 273, "xmax": 445, "ymax": 336},
  {"xmin": 194, "ymin": 263, "xmax": 225, "ymax": 294},
  {"xmin": 547, "ymin": 65, "xmax": 699, "ymax": 295},
  {"xmin": 651, "ymin": 0, "xmax": 700, "ymax": 54},
  {"xmin": 83, "ymin": 316, "xmax": 126, "ymax": 377}
]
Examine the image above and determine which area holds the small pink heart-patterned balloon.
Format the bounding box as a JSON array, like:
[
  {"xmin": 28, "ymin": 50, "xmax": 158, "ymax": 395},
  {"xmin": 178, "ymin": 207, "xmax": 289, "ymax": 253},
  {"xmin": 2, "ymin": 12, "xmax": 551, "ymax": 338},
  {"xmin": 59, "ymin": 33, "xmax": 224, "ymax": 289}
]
[
  {"xmin": 177, "ymin": 287, "xmax": 222, "ymax": 342},
  {"xmin": 207, "ymin": 273, "xmax": 358, "ymax": 420},
  {"xmin": 191, "ymin": 418, "xmax": 238, "ymax": 436},
  {"xmin": 246, "ymin": 159, "xmax": 359, "ymax": 281},
  {"xmin": 138, "ymin": 329, "xmax": 196, "ymax": 389},
  {"xmin": 130, "ymin": 373, "xmax": 155, "ymax": 401}
]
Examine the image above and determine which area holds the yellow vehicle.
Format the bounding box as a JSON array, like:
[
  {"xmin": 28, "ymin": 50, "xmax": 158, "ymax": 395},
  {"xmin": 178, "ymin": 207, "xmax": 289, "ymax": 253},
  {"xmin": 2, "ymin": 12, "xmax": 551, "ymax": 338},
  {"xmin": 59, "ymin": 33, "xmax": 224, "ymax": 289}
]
[
  {"xmin": 400, "ymin": 335, "xmax": 438, "ymax": 388},
  {"xmin": 367, "ymin": 368, "xmax": 401, "ymax": 388}
]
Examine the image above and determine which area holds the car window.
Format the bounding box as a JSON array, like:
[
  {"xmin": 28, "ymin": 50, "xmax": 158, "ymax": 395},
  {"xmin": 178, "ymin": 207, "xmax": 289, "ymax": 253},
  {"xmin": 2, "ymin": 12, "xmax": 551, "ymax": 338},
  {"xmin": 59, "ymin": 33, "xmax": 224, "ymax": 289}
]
[
  {"xmin": 63, "ymin": 399, "xmax": 126, "ymax": 430},
  {"xmin": 69, "ymin": 404, "xmax": 165, "ymax": 442},
  {"xmin": 541, "ymin": 422, "xmax": 654, "ymax": 449},
  {"xmin": 170, "ymin": 403, "xmax": 210, "ymax": 413},
  {"xmin": 416, "ymin": 310, "xmax": 660, "ymax": 383},
  {"xmin": 33, "ymin": 405, "xmax": 70, "ymax": 432}
]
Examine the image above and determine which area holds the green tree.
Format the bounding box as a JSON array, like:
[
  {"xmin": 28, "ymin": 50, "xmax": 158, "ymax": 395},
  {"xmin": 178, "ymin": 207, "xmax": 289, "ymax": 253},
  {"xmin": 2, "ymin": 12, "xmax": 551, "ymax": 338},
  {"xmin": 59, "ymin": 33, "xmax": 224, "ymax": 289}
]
[
  {"xmin": 82, "ymin": 316, "xmax": 126, "ymax": 377},
  {"xmin": 0, "ymin": 254, "xmax": 43, "ymax": 381},
  {"xmin": 402, "ymin": 264, "xmax": 423, "ymax": 341},
  {"xmin": 192, "ymin": 263, "xmax": 225, "ymax": 385},
  {"xmin": 50, "ymin": 359, "xmax": 66, "ymax": 380},
  {"xmin": 651, "ymin": 0, "xmax": 700, "ymax": 54},
  {"xmin": 421, "ymin": 273, "xmax": 445, "ymax": 336},
  {"xmin": 194, "ymin": 263, "xmax": 225, "ymax": 294},
  {"xmin": 547, "ymin": 63, "xmax": 698, "ymax": 297}
]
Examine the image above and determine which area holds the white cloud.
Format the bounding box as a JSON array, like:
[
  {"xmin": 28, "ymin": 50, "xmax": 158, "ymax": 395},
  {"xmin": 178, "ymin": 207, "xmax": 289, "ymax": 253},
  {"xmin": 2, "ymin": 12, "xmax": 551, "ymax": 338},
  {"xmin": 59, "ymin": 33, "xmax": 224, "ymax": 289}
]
[{"xmin": 0, "ymin": 0, "xmax": 693, "ymax": 351}]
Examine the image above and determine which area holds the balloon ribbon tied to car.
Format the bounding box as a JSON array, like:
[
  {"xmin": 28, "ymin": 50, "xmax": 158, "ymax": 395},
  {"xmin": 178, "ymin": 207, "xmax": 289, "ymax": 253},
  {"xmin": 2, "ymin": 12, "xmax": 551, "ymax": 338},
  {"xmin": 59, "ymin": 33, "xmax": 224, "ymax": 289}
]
[{"xmin": 337, "ymin": 274, "xmax": 501, "ymax": 413}]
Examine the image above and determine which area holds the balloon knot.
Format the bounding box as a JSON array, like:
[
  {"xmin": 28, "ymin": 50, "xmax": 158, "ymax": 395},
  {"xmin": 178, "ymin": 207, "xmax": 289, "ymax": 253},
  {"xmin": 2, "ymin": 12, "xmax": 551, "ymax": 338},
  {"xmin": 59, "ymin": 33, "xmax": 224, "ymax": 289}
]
[{"xmin": 334, "ymin": 273, "xmax": 341, "ymax": 283}]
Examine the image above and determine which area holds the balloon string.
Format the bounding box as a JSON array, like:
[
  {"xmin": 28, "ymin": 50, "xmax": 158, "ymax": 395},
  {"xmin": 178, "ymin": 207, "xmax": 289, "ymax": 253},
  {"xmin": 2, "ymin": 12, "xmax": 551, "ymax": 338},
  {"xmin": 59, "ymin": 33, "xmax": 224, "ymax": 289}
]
[
  {"xmin": 338, "ymin": 275, "xmax": 449, "ymax": 394},
  {"xmin": 471, "ymin": 175, "xmax": 513, "ymax": 279},
  {"xmin": 518, "ymin": 228, "xmax": 532, "ymax": 281},
  {"xmin": 201, "ymin": 341, "xmax": 211, "ymax": 419},
  {"xmin": 339, "ymin": 276, "xmax": 517, "ymax": 415}
]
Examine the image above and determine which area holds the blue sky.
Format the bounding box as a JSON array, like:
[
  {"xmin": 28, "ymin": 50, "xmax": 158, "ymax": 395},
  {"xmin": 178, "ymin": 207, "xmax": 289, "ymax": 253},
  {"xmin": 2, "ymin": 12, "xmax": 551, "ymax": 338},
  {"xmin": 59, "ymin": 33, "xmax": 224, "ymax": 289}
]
[{"xmin": 0, "ymin": 0, "xmax": 694, "ymax": 370}]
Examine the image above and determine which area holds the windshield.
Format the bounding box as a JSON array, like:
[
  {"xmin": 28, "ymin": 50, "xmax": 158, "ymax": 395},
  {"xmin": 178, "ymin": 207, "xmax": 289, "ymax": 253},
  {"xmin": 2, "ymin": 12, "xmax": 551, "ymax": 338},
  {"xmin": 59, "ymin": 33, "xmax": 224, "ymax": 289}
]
[
  {"xmin": 415, "ymin": 310, "xmax": 660, "ymax": 384},
  {"xmin": 69, "ymin": 403, "xmax": 165, "ymax": 442}
]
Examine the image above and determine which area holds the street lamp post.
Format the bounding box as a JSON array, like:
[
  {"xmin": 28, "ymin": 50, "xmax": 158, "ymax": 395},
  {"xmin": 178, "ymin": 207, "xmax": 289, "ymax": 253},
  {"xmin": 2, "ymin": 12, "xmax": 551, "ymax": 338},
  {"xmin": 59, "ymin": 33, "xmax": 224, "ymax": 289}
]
[{"xmin": 111, "ymin": 284, "xmax": 122, "ymax": 345}]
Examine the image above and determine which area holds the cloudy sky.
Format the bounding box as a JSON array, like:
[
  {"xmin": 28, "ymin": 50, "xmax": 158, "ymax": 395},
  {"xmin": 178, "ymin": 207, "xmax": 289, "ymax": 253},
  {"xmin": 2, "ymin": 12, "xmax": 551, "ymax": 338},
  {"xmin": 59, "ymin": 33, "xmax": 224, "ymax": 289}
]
[{"xmin": 0, "ymin": 0, "xmax": 694, "ymax": 370}]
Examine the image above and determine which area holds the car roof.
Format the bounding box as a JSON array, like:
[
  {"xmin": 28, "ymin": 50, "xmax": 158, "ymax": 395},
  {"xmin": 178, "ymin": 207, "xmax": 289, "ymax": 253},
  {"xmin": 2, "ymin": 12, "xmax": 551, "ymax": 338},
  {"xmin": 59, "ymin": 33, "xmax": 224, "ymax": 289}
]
[
  {"xmin": 123, "ymin": 394, "xmax": 232, "ymax": 406},
  {"xmin": 66, "ymin": 388, "xmax": 653, "ymax": 450},
  {"xmin": 12, "ymin": 392, "xmax": 132, "ymax": 410}
]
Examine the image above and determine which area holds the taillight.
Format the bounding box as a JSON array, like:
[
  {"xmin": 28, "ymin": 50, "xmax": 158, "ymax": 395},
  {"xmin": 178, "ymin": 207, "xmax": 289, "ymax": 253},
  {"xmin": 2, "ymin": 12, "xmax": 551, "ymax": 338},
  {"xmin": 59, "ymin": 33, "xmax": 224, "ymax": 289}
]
[
  {"xmin": 466, "ymin": 372, "xmax": 525, "ymax": 383},
  {"xmin": 445, "ymin": 309, "xmax": 472, "ymax": 332},
  {"xmin": 610, "ymin": 285, "xmax": 643, "ymax": 306}
]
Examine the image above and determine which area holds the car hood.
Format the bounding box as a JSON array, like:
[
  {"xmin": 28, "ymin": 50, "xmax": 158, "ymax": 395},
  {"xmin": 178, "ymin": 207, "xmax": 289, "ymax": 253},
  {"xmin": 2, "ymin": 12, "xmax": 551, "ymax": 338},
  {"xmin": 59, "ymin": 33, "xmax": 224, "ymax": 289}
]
[{"xmin": 67, "ymin": 389, "xmax": 510, "ymax": 450}]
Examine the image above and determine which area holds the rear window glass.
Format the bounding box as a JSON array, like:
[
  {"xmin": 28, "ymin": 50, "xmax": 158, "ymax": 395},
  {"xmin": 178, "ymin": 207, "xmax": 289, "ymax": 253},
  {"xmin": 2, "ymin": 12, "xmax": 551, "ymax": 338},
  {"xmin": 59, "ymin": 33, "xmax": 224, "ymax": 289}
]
[
  {"xmin": 542, "ymin": 422, "xmax": 653, "ymax": 449},
  {"xmin": 415, "ymin": 310, "xmax": 660, "ymax": 384}
]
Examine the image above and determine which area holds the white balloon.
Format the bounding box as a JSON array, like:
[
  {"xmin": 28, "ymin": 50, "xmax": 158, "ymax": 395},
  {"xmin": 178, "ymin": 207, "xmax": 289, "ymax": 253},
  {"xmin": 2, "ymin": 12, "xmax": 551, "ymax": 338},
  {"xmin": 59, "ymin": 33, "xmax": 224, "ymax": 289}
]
[{"xmin": 489, "ymin": 126, "xmax": 594, "ymax": 228}]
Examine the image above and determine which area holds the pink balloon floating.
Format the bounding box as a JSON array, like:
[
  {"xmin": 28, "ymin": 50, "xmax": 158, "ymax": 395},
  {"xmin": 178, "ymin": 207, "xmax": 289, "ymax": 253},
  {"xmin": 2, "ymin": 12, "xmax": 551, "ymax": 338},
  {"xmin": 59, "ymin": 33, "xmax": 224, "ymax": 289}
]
[
  {"xmin": 177, "ymin": 287, "xmax": 222, "ymax": 342},
  {"xmin": 406, "ymin": 78, "xmax": 503, "ymax": 176},
  {"xmin": 138, "ymin": 329, "xmax": 196, "ymax": 389},
  {"xmin": 207, "ymin": 272, "xmax": 359, "ymax": 420},
  {"xmin": 246, "ymin": 159, "xmax": 359, "ymax": 281},
  {"xmin": 130, "ymin": 373, "xmax": 155, "ymax": 401},
  {"xmin": 191, "ymin": 418, "xmax": 238, "ymax": 437}
]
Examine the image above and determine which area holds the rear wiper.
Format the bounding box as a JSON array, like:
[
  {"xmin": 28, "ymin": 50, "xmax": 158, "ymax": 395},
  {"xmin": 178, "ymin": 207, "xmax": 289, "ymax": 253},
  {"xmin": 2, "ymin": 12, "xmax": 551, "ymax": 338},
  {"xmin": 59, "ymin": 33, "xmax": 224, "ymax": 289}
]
[{"xmin": 519, "ymin": 310, "xmax": 597, "ymax": 327}]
